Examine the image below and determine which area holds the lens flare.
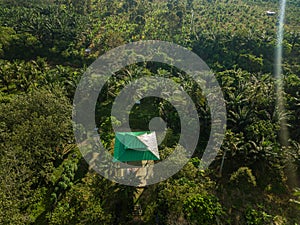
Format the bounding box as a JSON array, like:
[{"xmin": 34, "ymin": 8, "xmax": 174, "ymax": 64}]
[
  {"xmin": 275, "ymin": 0, "xmax": 298, "ymax": 187},
  {"xmin": 275, "ymin": 0, "xmax": 288, "ymax": 146}
]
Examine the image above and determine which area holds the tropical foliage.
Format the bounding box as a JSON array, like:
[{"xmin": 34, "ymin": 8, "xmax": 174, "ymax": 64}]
[{"xmin": 0, "ymin": 0, "xmax": 300, "ymax": 224}]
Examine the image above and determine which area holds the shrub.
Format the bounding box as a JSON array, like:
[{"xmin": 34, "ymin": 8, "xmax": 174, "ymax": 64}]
[
  {"xmin": 230, "ymin": 167, "xmax": 257, "ymax": 189},
  {"xmin": 183, "ymin": 194, "xmax": 223, "ymax": 224},
  {"xmin": 245, "ymin": 206, "xmax": 272, "ymax": 225}
]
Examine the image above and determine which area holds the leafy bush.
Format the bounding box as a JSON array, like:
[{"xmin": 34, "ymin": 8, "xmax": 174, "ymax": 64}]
[
  {"xmin": 230, "ymin": 167, "xmax": 257, "ymax": 189},
  {"xmin": 245, "ymin": 206, "xmax": 272, "ymax": 225},
  {"xmin": 183, "ymin": 194, "xmax": 223, "ymax": 224}
]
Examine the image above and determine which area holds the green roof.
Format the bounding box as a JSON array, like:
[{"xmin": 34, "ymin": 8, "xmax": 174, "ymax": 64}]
[{"xmin": 113, "ymin": 131, "xmax": 160, "ymax": 162}]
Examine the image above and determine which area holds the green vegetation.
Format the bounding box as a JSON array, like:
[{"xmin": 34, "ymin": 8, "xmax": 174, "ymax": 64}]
[{"xmin": 0, "ymin": 0, "xmax": 299, "ymax": 224}]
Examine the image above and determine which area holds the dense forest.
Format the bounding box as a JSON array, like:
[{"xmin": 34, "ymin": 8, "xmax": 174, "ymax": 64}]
[{"xmin": 0, "ymin": 0, "xmax": 300, "ymax": 224}]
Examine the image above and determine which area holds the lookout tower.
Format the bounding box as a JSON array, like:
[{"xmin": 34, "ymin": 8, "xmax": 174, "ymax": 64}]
[{"xmin": 113, "ymin": 131, "xmax": 160, "ymax": 185}]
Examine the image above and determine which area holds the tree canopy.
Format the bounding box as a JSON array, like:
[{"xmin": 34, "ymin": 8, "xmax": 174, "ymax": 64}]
[{"xmin": 0, "ymin": 0, "xmax": 300, "ymax": 224}]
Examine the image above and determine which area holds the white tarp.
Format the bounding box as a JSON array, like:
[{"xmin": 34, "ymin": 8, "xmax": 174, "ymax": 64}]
[{"xmin": 137, "ymin": 132, "xmax": 160, "ymax": 159}]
